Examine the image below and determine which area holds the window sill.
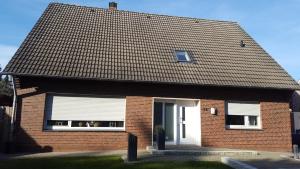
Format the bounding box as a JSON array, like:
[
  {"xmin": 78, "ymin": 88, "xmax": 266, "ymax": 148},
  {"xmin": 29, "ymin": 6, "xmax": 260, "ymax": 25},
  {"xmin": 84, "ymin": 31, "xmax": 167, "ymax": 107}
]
[
  {"xmin": 43, "ymin": 127, "xmax": 126, "ymax": 132},
  {"xmin": 225, "ymin": 125, "xmax": 262, "ymax": 131},
  {"xmin": 226, "ymin": 128, "xmax": 263, "ymax": 131}
]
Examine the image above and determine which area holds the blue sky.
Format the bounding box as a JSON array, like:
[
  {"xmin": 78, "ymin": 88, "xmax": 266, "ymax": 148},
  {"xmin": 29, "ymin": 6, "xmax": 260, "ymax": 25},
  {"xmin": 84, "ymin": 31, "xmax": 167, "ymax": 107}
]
[{"xmin": 0, "ymin": 0, "xmax": 299, "ymax": 81}]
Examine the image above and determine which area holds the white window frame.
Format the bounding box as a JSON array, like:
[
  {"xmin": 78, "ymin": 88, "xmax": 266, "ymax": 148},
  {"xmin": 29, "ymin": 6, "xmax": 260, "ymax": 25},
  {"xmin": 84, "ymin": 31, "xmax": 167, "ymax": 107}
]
[
  {"xmin": 44, "ymin": 94, "xmax": 126, "ymax": 131},
  {"xmin": 45, "ymin": 120, "xmax": 125, "ymax": 131},
  {"xmin": 225, "ymin": 101, "xmax": 262, "ymax": 130}
]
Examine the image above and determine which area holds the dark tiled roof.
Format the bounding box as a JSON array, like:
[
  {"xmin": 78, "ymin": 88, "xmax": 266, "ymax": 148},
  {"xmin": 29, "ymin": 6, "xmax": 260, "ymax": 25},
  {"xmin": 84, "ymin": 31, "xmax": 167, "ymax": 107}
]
[{"xmin": 3, "ymin": 3, "xmax": 300, "ymax": 90}]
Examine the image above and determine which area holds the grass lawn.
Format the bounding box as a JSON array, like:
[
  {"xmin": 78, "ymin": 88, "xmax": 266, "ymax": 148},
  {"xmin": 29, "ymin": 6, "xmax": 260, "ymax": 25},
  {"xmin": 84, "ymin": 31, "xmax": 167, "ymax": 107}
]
[{"xmin": 0, "ymin": 156, "xmax": 233, "ymax": 169}]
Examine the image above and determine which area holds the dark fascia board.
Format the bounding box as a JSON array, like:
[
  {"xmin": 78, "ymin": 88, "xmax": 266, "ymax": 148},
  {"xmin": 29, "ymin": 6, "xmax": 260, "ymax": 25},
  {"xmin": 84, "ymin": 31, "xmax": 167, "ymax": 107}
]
[{"xmin": 2, "ymin": 71, "xmax": 299, "ymax": 91}]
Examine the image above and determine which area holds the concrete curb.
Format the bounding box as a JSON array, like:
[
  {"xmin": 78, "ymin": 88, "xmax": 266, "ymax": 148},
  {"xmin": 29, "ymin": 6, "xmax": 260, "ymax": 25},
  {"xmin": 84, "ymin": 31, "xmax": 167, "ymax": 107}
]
[
  {"xmin": 280, "ymin": 154, "xmax": 300, "ymax": 161},
  {"xmin": 150, "ymin": 150, "xmax": 258, "ymax": 156},
  {"xmin": 221, "ymin": 157, "xmax": 257, "ymax": 169}
]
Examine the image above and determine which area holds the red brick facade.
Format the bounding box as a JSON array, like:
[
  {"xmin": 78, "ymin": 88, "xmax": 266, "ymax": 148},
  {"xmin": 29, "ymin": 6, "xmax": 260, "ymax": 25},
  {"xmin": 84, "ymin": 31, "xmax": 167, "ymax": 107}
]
[
  {"xmin": 12, "ymin": 77, "xmax": 294, "ymax": 152},
  {"xmin": 15, "ymin": 87, "xmax": 153, "ymax": 152},
  {"xmin": 126, "ymin": 97, "xmax": 153, "ymax": 148},
  {"xmin": 201, "ymin": 99, "xmax": 292, "ymax": 152}
]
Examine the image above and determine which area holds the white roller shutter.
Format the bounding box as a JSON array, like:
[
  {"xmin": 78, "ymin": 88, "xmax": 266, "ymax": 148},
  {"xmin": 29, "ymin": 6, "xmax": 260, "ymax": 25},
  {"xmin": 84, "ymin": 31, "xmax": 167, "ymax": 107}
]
[
  {"xmin": 46, "ymin": 95, "xmax": 126, "ymax": 121},
  {"xmin": 227, "ymin": 102, "xmax": 260, "ymax": 116}
]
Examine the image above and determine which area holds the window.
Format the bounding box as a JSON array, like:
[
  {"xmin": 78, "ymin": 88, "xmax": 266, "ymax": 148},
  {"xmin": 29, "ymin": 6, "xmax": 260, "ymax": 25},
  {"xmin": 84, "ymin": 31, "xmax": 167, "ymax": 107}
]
[
  {"xmin": 175, "ymin": 50, "xmax": 191, "ymax": 62},
  {"xmin": 44, "ymin": 95, "xmax": 126, "ymax": 131},
  {"xmin": 225, "ymin": 101, "xmax": 261, "ymax": 129},
  {"xmin": 181, "ymin": 107, "xmax": 186, "ymax": 138}
]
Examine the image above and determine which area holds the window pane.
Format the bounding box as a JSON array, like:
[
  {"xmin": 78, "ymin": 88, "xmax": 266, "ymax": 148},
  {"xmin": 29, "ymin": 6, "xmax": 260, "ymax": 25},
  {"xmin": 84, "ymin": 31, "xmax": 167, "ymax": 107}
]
[
  {"xmin": 249, "ymin": 116, "xmax": 258, "ymax": 126},
  {"xmin": 71, "ymin": 121, "xmax": 89, "ymax": 127},
  {"xmin": 182, "ymin": 107, "xmax": 185, "ymax": 121},
  {"xmin": 175, "ymin": 51, "xmax": 190, "ymax": 61},
  {"xmin": 71, "ymin": 121, "xmax": 124, "ymax": 127},
  {"xmin": 226, "ymin": 115, "xmax": 245, "ymax": 125},
  {"xmin": 177, "ymin": 54, "xmax": 187, "ymax": 61},
  {"xmin": 154, "ymin": 102, "xmax": 163, "ymax": 127},
  {"xmin": 47, "ymin": 120, "xmax": 68, "ymax": 126},
  {"xmin": 165, "ymin": 103, "xmax": 174, "ymax": 141},
  {"xmin": 182, "ymin": 124, "xmax": 186, "ymax": 138},
  {"xmin": 153, "ymin": 102, "xmax": 163, "ymax": 141}
]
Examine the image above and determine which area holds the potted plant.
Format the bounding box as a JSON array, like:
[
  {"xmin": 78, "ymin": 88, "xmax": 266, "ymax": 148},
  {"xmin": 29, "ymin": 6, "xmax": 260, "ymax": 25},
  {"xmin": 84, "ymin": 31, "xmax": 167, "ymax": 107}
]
[
  {"xmin": 94, "ymin": 121, "xmax": 100, "ymax": 127},
  {"xmin": 78, "ymin": 121, "xmax": 84, "ymax": 127}
]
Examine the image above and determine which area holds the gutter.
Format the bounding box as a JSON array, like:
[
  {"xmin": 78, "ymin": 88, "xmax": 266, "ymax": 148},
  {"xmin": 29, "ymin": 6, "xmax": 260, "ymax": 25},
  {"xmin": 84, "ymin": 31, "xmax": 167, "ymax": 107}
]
[{"xmin": 1, "ymin": 71, "xmax": 300, "ymax": 91}]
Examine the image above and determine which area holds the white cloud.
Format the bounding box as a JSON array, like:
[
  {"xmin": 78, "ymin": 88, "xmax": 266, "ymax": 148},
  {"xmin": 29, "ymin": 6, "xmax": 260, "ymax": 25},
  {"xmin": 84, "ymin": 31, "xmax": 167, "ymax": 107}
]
[{"xmin": 0, "ymin": 44, "xmax": 18, "ymax": 70}]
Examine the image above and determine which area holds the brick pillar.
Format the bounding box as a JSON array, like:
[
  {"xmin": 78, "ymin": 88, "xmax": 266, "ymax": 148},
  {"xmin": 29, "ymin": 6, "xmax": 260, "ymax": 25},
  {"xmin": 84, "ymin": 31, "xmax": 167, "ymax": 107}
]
[{"xmin": 126, "ymin": 96, "xmax": 153, "ymax": 149}]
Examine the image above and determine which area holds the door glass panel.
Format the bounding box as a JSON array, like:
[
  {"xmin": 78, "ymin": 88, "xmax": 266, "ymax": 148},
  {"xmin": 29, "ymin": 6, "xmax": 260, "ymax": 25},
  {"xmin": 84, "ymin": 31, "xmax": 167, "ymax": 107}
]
[
  {"xmin": 165, "ymin": 103, "xmax": 174, "ymax": 141},
  {"xmin": 182, "ymin": 124, "xmax": 186, "ymax": 138},
  {"xmin": 182, "ymin": 107, "xmax": 185, "ymax": 121},
  {"xmin": 153, "ymin": 102, "xmax": 163, "ymax": 141},
  {"xmin": 181, "ymin": 107, "xmax": 186, "ymax": 138},
  {"xmin": 154, "ymin": 102, "xmax": 163, "ymax": 127}
]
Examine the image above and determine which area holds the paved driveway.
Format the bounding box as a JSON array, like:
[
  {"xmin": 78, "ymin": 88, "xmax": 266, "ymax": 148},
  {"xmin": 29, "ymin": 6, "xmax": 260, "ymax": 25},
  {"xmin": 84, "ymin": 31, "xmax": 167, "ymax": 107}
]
[
  {"xmin": 233, "ymin": 151, "xmax": 300, "ymax": 169},
  {"xmin": 1, "ymin": 148, "xmax": 300, "ymax": 169},
  {"xmin": 241, "ymin": 158, "xmax": 300, "ymax": 169}
]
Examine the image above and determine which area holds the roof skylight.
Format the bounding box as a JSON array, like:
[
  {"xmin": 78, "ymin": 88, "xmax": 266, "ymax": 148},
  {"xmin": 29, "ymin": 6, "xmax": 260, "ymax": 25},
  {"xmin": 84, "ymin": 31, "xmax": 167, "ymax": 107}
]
[{"xmin": 175, "ymin": 50, "xmax": 191, "ymax": 62}]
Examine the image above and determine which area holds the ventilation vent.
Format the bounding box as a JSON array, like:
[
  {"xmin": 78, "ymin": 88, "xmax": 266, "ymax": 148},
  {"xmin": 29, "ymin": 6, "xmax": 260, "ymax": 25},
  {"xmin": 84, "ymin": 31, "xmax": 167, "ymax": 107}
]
[{"xmin": 240, "ymin": 40, "xmax": 246, "ymax": 47}]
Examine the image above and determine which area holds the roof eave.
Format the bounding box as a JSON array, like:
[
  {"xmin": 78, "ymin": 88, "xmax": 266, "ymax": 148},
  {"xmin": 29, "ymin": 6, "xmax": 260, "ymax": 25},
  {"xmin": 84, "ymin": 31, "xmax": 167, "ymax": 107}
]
[{"xmin": 3, "ymin": 72, "xmax": 300, "ymax": 91}]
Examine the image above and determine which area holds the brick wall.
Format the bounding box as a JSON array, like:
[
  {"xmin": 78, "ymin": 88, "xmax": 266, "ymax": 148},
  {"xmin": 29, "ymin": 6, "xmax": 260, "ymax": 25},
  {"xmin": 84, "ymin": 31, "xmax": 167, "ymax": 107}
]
[
  {"xmin": 126, "ymin": 97, "xmax": 153, "ymax": 148},
  {"xmin": 15, "ymin": 87, "xmax": 152, "ymax": 152},
  {"xmin": 13, "ymin": 76, "xmax": 294, "ymax": 152},
  {"xmin": 201, "ymin": 99, "xmax": 292, "ymax": 152}
]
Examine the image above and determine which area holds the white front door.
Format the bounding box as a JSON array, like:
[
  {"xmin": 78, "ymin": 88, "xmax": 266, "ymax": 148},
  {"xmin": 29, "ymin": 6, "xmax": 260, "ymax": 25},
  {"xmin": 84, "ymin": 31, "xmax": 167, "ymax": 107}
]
[
  {"xmin": 153, "ymin": 99, "xmax": 201, "ymax": 146},
  {"xmin": 178, "ymin": 105, "xmax": 200, "ymax": 145}
]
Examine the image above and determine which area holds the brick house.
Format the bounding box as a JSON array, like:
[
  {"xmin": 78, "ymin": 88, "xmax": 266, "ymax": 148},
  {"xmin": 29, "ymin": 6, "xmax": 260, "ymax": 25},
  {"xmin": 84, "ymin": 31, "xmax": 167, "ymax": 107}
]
[
  {"xmin": 1, "ymin": 2, "xmax": 300, "ymax": 152},
  {"xmin": 292, "ymin": 81, "xmax": 300, "ymax": 134}
]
